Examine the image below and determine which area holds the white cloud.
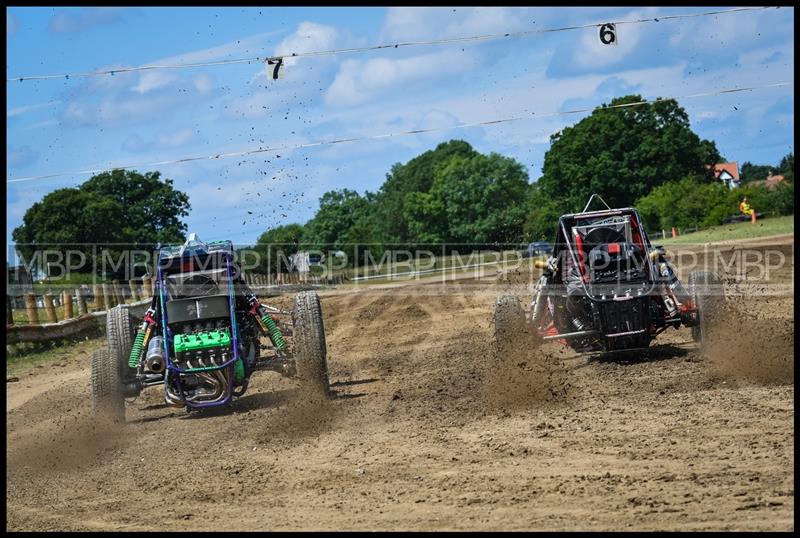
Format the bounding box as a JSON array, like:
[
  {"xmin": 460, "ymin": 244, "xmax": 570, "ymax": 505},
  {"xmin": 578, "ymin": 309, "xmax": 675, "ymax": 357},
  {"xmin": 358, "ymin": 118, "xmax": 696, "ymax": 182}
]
[
  {"xmin": 7, "ymin": 146, "xmax": 39, "ymax": 169},
  {"xmin": 226, "ymin": 22, "xmax": 343, "ymax": 119},
  {"xmin": 122, "ymin": 127, "xmax": 201, "ymax": 152},
  {"xmin": 152, "ymin": 30, "xmax": 287, "ymax": 67},
  {"xmin": 7, "ymin": 100, "xmax": 61, "ymax": 118},
  {"xmin": 63, "ymin": 94, "xmax": 175, "ymax": 126},
  {"xmin": 274, "ymin": 21, "xmax": 339, "ymax": 67},
  {"xmin": 666, "ymin": 7, "xmax": 774, "ymax": 52},
  {"xmin": 569, "ymin": 9, "xmax": 652, "ymax": 70},
  {"xmin": 380, "ymin": 7, "xmax": 537, "ymax": 41},
  {"xmin": 24, "ymin": 119, "xmax": 59, "ymax": 130},
  {"xmin": 325, "ymin": 49, "xmax": 481, "ymax": 107},
  {"xmin": 48, "ymin": 8, "xmax": 125, "ymax": 34},
  {"xmin": 158, "ymin": 127, "xmax": 196, "ymax": 148},
  {"xmin": 132, "ymin": 71, "xmax": 177, "ymax": 94},
  {"xmin": 249, "ymin": 20, "xmax": 341, "ymax": 84},
  {"xmin": 57, "ymin": 32, "xmax": 283, "ymax": 126},
  {"xmin": 192, "ymin": 73, "xmax": 216, "ymax": 94}
]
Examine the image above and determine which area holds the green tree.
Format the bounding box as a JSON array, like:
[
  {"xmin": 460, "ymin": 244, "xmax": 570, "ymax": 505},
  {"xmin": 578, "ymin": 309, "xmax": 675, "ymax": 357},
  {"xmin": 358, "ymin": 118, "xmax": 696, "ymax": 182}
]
[
  {"xmin": 403, "ymin": 191, "xmax": 447, "ymax": 244},
  {"xmin": 81, "ymin": 169, "xmax": 190, "ymax": 245},
  {"xmin": 429, "ymin": 152, "xmax": 531, "ymax": 245},
  {"xmin": 532, "ymin": 95, "xmax": 721, "ymax": 237},
  {"xmin": 341, "ymin": 218, "xmax": 385, "ymax": 268},
  {"xmin": 301, "ymin": 189, "xmax": 370, "ymax": 252},
  {"xmin": 252, "ymin": 223, "xmax": 305, "ymax": 274},
  {"xmin": 740, "ymin": 161, "xmax": 772, "ymax": 183},
  {"xmin": 523, "ymin": 184, "xmax": 565, "ymax": 242},
  {"xmin": 372, "ymin": 140, "xmax": 478, "ymax": 242},
  {"xmin": 12, "ymin": 170, "xmax": 190, "ymax": 276},
  {"xmin": 12, "ymin": 188, "xmax": 126, "ymax": 276},
  {"xmin": 636, "ymin": 176, "xmax": 729, "ymax": 231},
  {"xmin": 636, "ymin": 175, "xmax": 794, "ymax": 233},
  {"xmin": 727, "ymin": 182, "xmax": 794, "ymax": 218},
  {"xmin": 777, "ymin": 152, "xmax": 794, "ymax": 183}
]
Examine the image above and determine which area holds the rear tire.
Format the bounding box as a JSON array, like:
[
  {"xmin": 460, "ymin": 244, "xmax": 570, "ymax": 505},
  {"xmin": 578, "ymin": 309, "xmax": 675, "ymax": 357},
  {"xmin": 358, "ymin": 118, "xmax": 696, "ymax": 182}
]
[
  {"xmin": 292, "ymin": 291, "xmax": 330, "ymax": 397},
  {"xmin": 107, "ymin": 305, "xmax": 140, "ymax": 397},
  {"xmin": 91, "ymin": 347, "xmax": 125, "ymax": 423},
  {"xmin": 688, "ymin": 271, "xmax": 723, "ymax": 348}
]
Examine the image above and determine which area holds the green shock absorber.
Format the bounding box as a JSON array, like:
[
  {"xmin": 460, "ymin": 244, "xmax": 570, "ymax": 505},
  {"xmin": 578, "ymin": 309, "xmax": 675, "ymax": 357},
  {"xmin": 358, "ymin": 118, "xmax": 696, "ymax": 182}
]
[
  {"xmin": 261, "ymin": 315, "xmax": 286, "ymax": 350},
  {"xmin": 128, "ymin": 326, "xmax": 148, "ymax": 367}
]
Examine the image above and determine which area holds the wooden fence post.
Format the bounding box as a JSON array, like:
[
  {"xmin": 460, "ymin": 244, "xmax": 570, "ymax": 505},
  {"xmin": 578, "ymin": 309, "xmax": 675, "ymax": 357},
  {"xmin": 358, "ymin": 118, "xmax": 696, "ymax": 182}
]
[
  {"xmin": 114, "ymin": 280, "xmax": 124, "ymax": 305},
  {"xmin": 129, "ymin": 280, "xmax": 139, "ymax": 302},
  {"xmin": 102, "ymin": 284, "xmax": 113, "ymax": 310},
  {"xmin": 7, "ymin": 295, "xmax": 13, "ymax": 325},
  {"xmin": 112, "ymin": 280, "xmax": 122, "ymax": 305},
  {"xmin": 63, "ymin": 292, "xmax": 73, "ymax": 319},
  {"xmin": 93, "ymin": 284, "xmax": 104, "ymax": 311},
  {"xmin": 44, "ymin": 293, "xmax": 58, "ymax": 323},
  {"xmin": 25, "ymin": 293, "xmax": 39, "ymax": 324},
  {"xmin": 142, "ymin": 276, "xmax": 152, "ymax": 298},
  {"xmin": 76, "ymin": 288, "xmax": 88, "ymax": 315}
]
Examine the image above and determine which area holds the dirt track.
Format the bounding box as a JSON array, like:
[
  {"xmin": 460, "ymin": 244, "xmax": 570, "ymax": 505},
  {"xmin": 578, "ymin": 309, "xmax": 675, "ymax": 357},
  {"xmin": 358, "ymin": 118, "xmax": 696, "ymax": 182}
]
[{"xmin": 6, "ymin": 239, "xmax": 794, "ymax": 531}]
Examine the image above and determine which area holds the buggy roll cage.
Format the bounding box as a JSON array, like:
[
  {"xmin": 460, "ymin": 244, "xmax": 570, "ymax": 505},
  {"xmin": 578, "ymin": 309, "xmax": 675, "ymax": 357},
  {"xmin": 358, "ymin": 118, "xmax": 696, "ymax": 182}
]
[
  {"xmin": 154, "ymin": 236, "xmax": 242, "ymax": 409},
  {"xmin": 551, "ymin": 203, "xmax": 660, "ymax": 303}
]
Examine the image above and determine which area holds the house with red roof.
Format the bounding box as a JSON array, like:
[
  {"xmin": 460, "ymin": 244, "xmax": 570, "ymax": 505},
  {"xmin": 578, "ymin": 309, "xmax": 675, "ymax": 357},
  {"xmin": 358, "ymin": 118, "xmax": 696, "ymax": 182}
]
[{"xmin": 712, "ymin": 162, "xmax": 740, "ymax": 189}]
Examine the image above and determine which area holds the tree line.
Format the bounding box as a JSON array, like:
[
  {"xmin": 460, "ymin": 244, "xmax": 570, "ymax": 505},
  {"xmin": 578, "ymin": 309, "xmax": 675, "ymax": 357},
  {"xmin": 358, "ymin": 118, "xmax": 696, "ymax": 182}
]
[
  {"xmin": 12, "ymin": 95, "xmax": 794, "ymax": 277},
  {"xmin": 256, "ymin": 95, "xmax": 793, "ymax": 272}
]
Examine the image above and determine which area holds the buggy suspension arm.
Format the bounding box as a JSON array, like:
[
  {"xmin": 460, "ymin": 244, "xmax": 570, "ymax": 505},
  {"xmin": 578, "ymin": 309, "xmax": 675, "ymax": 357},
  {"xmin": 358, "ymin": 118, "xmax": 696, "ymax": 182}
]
[
  {"xmin": 530, "ymin": 257, "xmax": 557, "ymax": 325},
  {"xmin": 245, "ymin": 291, "xmax": 287, "ymax": 350},
  {"xmin": 128, "ymin": 301, "xmax": 158, "ymax": 368}
]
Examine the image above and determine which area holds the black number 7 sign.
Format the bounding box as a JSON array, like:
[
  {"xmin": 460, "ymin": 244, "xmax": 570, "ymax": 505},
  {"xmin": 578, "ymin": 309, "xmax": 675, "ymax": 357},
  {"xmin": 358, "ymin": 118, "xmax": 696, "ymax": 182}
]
[{"xmin": 599, "ymin": 23, "xmax": 618, "ymax": 45}]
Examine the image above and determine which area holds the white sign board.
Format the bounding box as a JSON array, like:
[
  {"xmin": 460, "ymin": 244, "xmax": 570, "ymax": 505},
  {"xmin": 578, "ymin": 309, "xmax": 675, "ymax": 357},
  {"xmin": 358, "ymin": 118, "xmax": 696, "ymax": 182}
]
[{"xmin": 598, "ymin": 23, "xmax": 618, "ymax": 46}]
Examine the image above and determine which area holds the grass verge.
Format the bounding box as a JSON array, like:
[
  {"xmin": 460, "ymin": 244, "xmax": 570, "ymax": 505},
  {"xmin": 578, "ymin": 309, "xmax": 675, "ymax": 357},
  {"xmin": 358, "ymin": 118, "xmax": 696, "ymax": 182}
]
[
  {"xmin": 659, "ymin": 215, "xmax": 794, "ymax": 246},
  {"xmin": 6, "ymin": 336, "xmax": 105, "ymax": 379}
]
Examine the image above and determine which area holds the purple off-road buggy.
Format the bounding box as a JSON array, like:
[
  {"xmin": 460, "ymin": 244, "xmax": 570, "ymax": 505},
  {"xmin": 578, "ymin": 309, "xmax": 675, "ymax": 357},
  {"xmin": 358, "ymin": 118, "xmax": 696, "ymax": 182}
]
[{"xmin": 91, "ymin": 235, "xmax": 329, "ymax": 422}]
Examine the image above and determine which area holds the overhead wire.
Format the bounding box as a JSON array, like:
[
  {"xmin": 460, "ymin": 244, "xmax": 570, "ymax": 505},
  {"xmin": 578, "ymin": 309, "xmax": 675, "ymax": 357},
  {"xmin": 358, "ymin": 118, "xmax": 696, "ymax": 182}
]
[
  {"xmin": 6, "ymin": 6, "xmax": 780, "ymax": 82},
  {"xmin": 6, "ymin": 81, "xmax": 792, "ymax": 184}
]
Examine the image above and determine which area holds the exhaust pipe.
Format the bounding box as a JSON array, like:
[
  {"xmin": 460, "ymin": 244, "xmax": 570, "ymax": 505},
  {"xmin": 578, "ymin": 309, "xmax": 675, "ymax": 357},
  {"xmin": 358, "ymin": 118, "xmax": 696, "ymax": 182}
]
[
  {"xmin": 146, "ymin": 356, "xmax": 165, "ymax": 373},
  {"xmin": 145, "ymin": 336, "xmax": 166, "ymax": 373}
]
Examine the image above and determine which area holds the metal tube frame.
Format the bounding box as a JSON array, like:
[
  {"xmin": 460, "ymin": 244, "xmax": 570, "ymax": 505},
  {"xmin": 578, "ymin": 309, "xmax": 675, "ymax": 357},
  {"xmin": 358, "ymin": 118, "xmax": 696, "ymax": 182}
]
[{"xmin": 158, "ymin": 251, "xmax": 240, "ymax": 409}]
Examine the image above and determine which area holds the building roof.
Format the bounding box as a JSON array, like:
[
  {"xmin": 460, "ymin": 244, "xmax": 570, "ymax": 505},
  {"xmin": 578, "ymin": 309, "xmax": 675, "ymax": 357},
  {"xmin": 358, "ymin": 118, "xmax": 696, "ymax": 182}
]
[
  {"xmin": 712, "ymin": 162, "xmax": 740, "ymax": 181},
  {"xmin": 752, "ymin": 172, "xmax": 786, "ymax": 190}
]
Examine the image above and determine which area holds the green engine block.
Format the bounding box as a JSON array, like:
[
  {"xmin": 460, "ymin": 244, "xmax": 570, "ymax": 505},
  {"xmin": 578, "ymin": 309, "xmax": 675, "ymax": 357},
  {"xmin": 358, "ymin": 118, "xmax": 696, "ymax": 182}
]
[{"xmin": 173, "ymin": 329, "xmax": 232, "ymax": 354}]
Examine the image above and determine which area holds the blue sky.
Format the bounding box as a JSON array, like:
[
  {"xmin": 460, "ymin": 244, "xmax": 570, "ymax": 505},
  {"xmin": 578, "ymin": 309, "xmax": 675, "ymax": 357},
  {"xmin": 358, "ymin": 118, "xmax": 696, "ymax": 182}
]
[{"xmin": 6, "ymin": 6, "xmax": 794, "ymax": 247}]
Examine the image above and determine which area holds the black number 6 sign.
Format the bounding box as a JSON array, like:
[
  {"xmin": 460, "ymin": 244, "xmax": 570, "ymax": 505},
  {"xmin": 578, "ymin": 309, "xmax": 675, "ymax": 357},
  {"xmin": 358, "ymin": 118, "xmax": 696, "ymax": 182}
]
[{"xmin": 599, "ymin": 23, "xmax": 617, "ymax": 45}]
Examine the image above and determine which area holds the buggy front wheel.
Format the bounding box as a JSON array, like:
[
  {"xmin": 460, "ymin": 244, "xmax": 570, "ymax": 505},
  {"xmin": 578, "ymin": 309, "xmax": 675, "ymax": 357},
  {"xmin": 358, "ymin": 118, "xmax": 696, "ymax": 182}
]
[
  {"xmin": 107, "ymin": 305, "xmax": 141, "ymax": 397},
  {"xmin": 91, "ymin": 347, "xmax": 126, "ymax": 423},
  {"xmin": 292, "ymin": 291, "xmax": 330, "ymax": 398}
]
